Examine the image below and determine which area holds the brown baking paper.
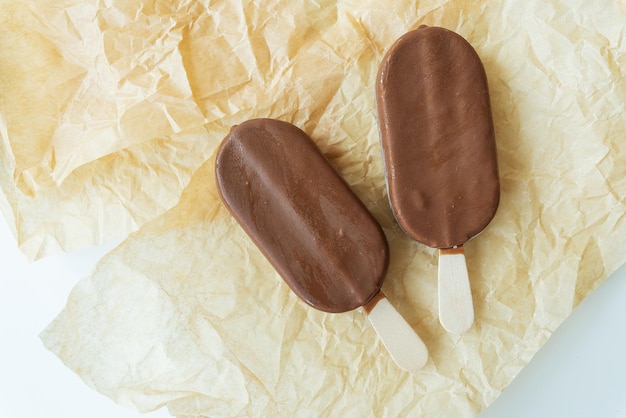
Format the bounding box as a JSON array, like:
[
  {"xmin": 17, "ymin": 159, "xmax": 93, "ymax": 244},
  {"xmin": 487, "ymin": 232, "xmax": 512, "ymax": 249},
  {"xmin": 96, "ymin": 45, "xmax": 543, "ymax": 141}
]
[
  {"xmin": 3, "ymin": 0, "xmax": 626, "ymax": 416},
  {"xmin": 0, "ymin": 0, "xmax": 220, "ymax": 258}
]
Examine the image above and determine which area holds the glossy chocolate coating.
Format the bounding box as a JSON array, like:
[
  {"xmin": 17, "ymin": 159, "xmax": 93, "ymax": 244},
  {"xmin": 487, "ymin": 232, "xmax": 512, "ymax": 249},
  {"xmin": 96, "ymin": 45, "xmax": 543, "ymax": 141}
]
[
  {"xmin": 377, "ymin": 26, "xmax": 499, "ymax": 249},
  {"xmin": 215, "ymin": 119, "xmax": 389, "ymax": 313}
]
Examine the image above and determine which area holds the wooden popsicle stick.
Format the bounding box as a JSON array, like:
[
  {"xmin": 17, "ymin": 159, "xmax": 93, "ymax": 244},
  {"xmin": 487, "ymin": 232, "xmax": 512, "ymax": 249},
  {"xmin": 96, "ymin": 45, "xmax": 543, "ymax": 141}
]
[
  {"xmin": 363, "ymin": 291, "xmax": 428, "ymax": 372},
  {"xmin": 438, "ymin": 246, "xmax": 474, "ymax": 334}
]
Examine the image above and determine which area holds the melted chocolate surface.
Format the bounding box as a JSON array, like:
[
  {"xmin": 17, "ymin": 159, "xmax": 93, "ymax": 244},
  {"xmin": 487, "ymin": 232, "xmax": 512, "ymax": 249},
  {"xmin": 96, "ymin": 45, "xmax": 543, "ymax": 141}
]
[
  {"xmin": 216, "ymin": 119, "xmax": 388, "ymax": 313},
  {"xmin": 377, "ymin": 26, "xmax": 499, "ymax": 248}
]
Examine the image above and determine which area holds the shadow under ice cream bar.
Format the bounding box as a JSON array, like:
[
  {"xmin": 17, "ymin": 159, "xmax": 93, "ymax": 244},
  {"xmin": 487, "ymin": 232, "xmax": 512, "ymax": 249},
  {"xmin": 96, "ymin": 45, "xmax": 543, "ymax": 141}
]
[
  {"xmin": 215, "ymin": 119, "xmax": 428, "ymax": 372},
  {"xmin": 376, "ymin": 26, "xmax": 500, "ymax": 334}
]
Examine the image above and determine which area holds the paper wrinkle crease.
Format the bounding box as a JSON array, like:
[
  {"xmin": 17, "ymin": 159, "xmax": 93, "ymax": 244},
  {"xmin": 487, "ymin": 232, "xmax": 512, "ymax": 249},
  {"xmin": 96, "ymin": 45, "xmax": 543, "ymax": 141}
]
[{"xmin": 0, "ymin": 0, "xmax": 625, "ymax": 416}]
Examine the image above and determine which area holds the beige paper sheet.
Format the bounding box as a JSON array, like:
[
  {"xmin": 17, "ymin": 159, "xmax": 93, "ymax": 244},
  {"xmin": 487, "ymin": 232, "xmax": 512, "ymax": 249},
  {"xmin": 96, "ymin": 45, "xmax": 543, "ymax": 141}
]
[
  {"xmin": 0, "ymin": 0, "xmax": 220, "ymax": 258},
  {"xmin": 2, "ymin": 0, "xmax": 626, "ymax": 416}
]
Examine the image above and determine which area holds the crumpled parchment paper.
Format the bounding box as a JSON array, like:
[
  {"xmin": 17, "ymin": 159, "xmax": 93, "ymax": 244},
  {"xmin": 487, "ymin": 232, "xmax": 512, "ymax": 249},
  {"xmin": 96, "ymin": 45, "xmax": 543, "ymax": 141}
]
[{"xmin": 2, "ymin": 0, "xmax": 626, "ymax": 416}]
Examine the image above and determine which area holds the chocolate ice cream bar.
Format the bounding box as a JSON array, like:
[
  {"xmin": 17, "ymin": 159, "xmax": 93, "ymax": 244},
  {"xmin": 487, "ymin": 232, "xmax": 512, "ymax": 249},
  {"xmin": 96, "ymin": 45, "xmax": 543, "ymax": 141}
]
[
  {"xmin": 216, "ymin": 118, "xmax": 428, "ymax": 371},
  {"xmin": 377, "ymin": 26, "xmax": 499, "ymax": 333}
]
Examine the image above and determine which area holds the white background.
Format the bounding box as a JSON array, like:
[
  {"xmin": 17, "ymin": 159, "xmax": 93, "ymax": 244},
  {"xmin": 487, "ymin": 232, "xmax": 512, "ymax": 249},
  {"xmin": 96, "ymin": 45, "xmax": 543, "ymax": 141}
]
[{"xmin": 1, "ymin": 217, "xmax": 625, "ymax": 418}]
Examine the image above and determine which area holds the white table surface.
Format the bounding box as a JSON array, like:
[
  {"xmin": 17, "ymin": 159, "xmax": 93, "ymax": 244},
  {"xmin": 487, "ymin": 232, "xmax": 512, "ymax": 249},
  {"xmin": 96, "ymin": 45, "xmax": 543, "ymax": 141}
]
[{"xmin": 1, "ymin": 216, "xmax": 625, "ymax": 418}]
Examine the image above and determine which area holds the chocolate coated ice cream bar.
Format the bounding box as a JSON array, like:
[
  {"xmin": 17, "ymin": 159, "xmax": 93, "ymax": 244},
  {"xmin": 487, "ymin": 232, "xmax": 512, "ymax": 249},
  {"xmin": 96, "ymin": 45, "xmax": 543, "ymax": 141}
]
[
  {"xmin": 216, "ymin": 118, "xmax": 428, "ymax": 371},
  {"xmin": 377, "ymin": 26, "xmax": 499, "ymax": 333}
]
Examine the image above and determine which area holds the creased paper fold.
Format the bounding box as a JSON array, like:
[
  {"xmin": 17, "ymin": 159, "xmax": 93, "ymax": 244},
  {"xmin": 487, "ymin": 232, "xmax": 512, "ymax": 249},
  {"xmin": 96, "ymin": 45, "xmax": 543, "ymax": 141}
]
[{"xmin": 1, "ymin": 0, "xmax": 625, "ymax": 416}]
